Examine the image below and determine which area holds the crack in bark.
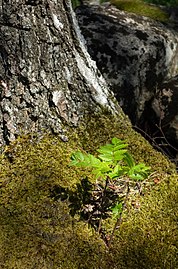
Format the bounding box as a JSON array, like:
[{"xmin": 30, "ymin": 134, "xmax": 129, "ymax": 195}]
[{"xmin": 0, "ymin": 22, "xmax": 31, "ymax": 30}]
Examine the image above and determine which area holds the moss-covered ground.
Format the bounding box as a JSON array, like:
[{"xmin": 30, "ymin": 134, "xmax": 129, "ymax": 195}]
[
  {"xmin": 102, "ymin": 0, "xmax": 169, "ymax": 22},
  {"xmin": 0, "ymin": 112, "xmax": 177, "ymax": 268}
]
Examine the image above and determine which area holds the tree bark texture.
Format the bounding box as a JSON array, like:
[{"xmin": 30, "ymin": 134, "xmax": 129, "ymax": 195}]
[{"xmin": 0, "ymin": 0, "xmax": 118, "ymax": 147}]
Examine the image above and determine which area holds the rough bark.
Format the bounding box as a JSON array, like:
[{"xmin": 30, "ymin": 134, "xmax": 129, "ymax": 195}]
[{"xmin": 0, "ymin": 0, "xmax": 118, "ymax": 147}]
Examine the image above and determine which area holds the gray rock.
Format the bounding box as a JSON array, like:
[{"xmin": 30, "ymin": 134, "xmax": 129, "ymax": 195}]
[
  {"xmin": 76, "ymin": 4, "xmax": 178, "ymax": 122},
  {"xmin": 76, "ymin": 4, "xmax": 178, "ymax": 151}
]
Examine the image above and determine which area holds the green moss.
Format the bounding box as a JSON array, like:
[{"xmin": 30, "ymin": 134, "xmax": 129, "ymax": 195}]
[
  {"xmin": 76, "ymin": 112, "xmax": 175, "ymax": 174},
  {"xmin": 144, "ymin": 0, "xmax": 178, "ymax": 7},
  {"xmin": 0, "ymin": 111, "xmax": 177, "ymax": 268},
  {"xmin": 109, "ymin": 174, "xmax": 178, "ymax": 268},
  {"xmin": 110, "ymin": 0, "xmax": 169, "ymax": 22},
  {"xmin": 71, "ymin": 0, "xmax": 81, "ymax": 9}
]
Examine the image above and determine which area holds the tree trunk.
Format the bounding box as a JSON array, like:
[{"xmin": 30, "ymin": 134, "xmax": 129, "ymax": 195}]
[{"xmin": 0, "ymin": 0, "xmax": 118, "ymax": 147}]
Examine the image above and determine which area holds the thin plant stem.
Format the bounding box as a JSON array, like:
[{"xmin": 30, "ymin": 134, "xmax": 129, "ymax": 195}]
[
  {"xmin": 108, "ymin": 182, "xmax": 130, "ymax": 249},
  {"xmin": 98, "ymin": 176, "xmax": 109, "ymax": 234}
]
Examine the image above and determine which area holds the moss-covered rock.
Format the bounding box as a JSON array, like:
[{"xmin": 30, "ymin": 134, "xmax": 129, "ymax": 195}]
[
  {"xmin": 108, "ymin": 174, "xmax": 178, "ymax": 268},
  {"xmin": 104, "ymin": 0, "xmax": 169, "ymax": 22},
  {"xmin": 0, "ymin": 112, "xmax": 177, "ymax": 268}
]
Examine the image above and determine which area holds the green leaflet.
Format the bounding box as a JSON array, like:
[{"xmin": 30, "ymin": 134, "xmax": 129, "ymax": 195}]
[
  {"xmin": 98, "ymin": 153, "xmax": 114, "ymax": 162},
  {"xmin": 97, "ymin": 144, "xmax": 114, "ymax": 154},
  {"xmin": 111, "ymin": 202, "xmax": 123, "ymax": 219},
  {"xmin": 124, "ymin": 151, "xmax": 135, "ymax": 168},
  {"xmin": 97, "ymin": 138, "xmax": 128, "ymax": 163},
  {"xmin": 70, "ymin": 152, "xmax": 101, "ymax": 168},
  {"xmin": 92, "ymin": 162, "xmax": 112, "ymax": 179},
  {"xmin": 108, "ymin": 164, "xmax": 126, "ymax": 179},
  {"xmin": 128, "ymin": 163, "xmax": 151, "ymax": 181},
  {"xmin": 111, "ymin": 137, "xmax": 126, "ymax": 145}
]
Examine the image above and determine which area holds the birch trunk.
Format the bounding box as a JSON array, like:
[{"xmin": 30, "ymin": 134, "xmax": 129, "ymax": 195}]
[{"xmin": 0, "ymin": 0, "xmax": 118, "ymax": 146}]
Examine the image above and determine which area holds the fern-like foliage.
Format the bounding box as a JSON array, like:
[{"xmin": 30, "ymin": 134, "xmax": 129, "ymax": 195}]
[{"xmin": 70, "ymin": 137, "xmax": 150, "ymax": 181}]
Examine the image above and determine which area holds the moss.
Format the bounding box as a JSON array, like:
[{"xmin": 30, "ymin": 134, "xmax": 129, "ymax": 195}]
[
  {"xmin": 76, "ymin": 112, "xmax": 175, "ymax": 174},
  {"xmin": 0, "ymin": 111, "xmax": 177, "ymax": 268},
  {"xmin": 109, "ymin": 0, "xmax": 169, "ymax": 22},
  {"xmin": 109, "ymin": 174, "xmax": 178, "ymax": 268},
  {"xmin": 71, "ymin": 0, "xmax": 81, "ymax": 9},
  {"xmin": 144, "ymin": 0, "xmax": 178, "ymax": 7}
]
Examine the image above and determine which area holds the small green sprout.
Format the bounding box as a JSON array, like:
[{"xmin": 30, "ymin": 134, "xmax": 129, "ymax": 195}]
[{"xmin": 70, "ymin": 137, "xmax": 151, "ymax": 247}]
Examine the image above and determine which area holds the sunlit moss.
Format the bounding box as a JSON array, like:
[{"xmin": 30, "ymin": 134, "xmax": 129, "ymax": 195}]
[
  {"xmin": 110, "ymin": 174, "xmax": 178, "ymax": 268},
  {"xmin": 0, "ymin": 111, "xmax": 177, "ymax": 268},
  {"xmin": 109, "ymin": 0, "xmax": 169, "ymax": 22},
  {"xmin": 71, "ymin": 0, "xmax": 81, "ymax": 9}
]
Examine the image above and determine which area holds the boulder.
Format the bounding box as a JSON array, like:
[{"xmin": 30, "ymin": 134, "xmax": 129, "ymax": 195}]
[
  {"xmin": 75, "ymin": 4, "xmax": 178, "ymax": 152},
  {"xmin": 75, "ymin": 5, "xmax": 178, "ymax": 121}
]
